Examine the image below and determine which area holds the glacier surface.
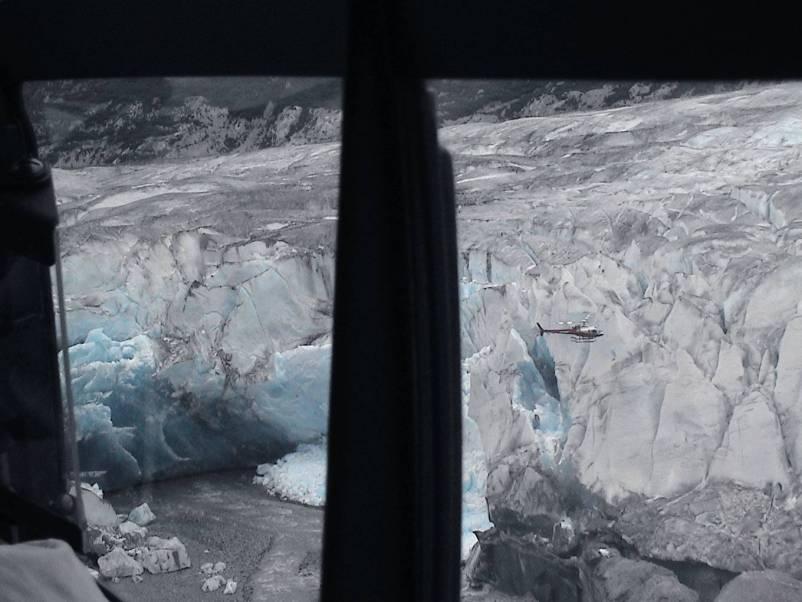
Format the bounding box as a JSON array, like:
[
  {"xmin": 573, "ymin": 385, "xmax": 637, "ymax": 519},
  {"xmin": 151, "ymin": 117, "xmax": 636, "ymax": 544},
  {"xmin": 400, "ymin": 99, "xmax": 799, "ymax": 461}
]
[
  {"xmin": 57, "ymin": 143, "xmax": 339, "ymax": 488},
  {"xmin": 441, "ymin": 83, "xmax": 802, "ymax": 504},
  {"xmin": 55, "ymin": 82, "xmax": 802, "ymax": 565}
]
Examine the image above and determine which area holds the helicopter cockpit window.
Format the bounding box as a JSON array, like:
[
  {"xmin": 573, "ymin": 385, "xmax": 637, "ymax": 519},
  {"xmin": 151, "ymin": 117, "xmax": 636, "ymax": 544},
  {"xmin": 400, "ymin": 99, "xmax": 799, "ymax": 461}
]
[
  {"xmin": 27, "ymin": 77, "xmax": 341, "ymax": 599},
  {"xmin": 27, "ymin": 76, "xmax": 802, "ymax": 601},
  {"xmin": 438, "ymin": 79, "xmax": 802, "ymax": 600}
]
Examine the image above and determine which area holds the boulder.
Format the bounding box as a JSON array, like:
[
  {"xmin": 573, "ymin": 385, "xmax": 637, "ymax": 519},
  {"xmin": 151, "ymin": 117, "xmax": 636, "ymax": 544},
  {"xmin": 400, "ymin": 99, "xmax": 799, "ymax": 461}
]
[
  {"xmin": 139, "ymin": 536, "xmax": 190, "ymax": 574},
  {"xmin": 202, "ymin": 575, "xmax": 226, "ymax": 592},
  {"xmin": 200, "ymin": 562, "xmax": 215, "ymax": 575},
  {"xmin": 714, "ymin": 570, "xmax": 802, "ymax": 602},
  {"xmin": 97, "ymin": 548, "xmax": 144, "ymax": 579},
  {"xmin": 200, "ymin": 561, "xmax": 226, "ymax": 576},
  {"xmin": 468, "ymin": 528, "xmax": 581, "ymax": 602}
]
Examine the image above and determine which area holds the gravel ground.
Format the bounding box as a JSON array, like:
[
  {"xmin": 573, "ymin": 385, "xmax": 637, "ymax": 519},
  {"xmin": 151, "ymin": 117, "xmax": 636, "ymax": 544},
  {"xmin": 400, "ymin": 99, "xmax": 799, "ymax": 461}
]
[
  {"xmin": 98, "ymin": 469, "xmax": 526, "ymax": 602},
  {"xmin": 101, "ymin": 469, "xmax": 323, "ymax": 602}
]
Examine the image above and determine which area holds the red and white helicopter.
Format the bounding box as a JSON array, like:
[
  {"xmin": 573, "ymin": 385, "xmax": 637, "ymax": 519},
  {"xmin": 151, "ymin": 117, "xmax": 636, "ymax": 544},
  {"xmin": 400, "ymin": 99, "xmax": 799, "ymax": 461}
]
[{"xmin": 537, "ymin": 317, "xmax": 603, "ymax": 343}]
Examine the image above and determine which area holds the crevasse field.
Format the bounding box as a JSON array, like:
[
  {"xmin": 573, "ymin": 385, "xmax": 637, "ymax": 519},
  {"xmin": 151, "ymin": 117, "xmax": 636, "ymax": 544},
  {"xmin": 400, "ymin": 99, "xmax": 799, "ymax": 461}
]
[{"xmin": 55, "ymin": 82, "xmax": 802, "ymax": 595}]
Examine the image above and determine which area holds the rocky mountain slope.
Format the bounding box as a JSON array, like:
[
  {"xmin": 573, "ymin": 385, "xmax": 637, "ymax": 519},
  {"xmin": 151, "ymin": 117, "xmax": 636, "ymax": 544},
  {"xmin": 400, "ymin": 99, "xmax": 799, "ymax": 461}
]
[{"xmin": 28, "ymin": 78, "xmax": 750, "ymax": 167}]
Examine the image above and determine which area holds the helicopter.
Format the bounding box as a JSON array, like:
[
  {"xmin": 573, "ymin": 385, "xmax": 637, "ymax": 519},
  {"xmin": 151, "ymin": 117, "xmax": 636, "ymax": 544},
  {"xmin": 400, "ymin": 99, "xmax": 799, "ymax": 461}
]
[{"xmin": 537, "ymin": 317, "xmax": 604, "ymax": 343}]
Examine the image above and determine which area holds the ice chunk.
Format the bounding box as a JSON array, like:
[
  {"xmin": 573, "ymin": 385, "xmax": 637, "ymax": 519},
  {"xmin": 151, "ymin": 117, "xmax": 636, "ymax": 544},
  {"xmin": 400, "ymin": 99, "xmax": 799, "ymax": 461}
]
[
  {"xmin": 202, "ymin": 575, "xmax": 226, "ymax": 592},
  {"xmin": 98, "ymin": 548, "xmax": 144, "ymax": 578},
  {"xmin": 254, "ymin": 441, "xmax": 327, "ymax": 506},
  {"xmin": 128, "ymin": 503, "xmax": 156, "ymax": 527},
  {"xmin": 140, "ymin": 537, "xmax": 191, "ymax": 574}
]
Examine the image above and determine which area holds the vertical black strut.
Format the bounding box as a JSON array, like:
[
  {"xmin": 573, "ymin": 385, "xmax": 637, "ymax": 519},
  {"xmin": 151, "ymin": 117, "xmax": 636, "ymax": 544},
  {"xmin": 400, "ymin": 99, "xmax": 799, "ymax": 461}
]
[
  {"xmin": 0, "ymin": 82, "xmax": 85, "ymax": 552},
  {"xmin": 321, "ymin": 1, "xmax": 462, "ymax": 600}
]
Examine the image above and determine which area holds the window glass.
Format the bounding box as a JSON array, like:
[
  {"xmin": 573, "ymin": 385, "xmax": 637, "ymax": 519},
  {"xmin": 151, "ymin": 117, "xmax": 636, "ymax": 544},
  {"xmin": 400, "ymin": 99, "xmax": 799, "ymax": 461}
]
[
  {"xmin": 29, "ymin": 77, "xmax": 341, "ymax": 600},
  {"xmin": 435, "ymin": 79, "xmax": 801, "ymax": 601},
  {"xmin": 33, "ymin": 76, "xmax": 802, "ymax": 601}
]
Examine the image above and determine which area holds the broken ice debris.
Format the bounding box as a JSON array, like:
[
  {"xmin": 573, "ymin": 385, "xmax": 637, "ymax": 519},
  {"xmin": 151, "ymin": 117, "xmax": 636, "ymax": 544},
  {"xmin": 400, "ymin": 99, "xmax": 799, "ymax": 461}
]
[
  {"xmin": 98, "ymin": 548, "xmax": 144, "ymax": 578},
  {"xmin": 118, "ymin": 521, "xmax": 148, "ymax": 547},
  {"xmin": 224, "ymin": 579, "xmax": 238, "ymax": 595},
  {"xmin": 137, "ymin": 536, "xmax": 191, "ymax": 574},
  {"xmin": 202, "ymin": 575, "xmax": 226, "ymax": 592},
  {"xmin": 128, "ymin": 503, "xmax": 156, "ymax": 526},
  {"xmin": 201, "ymin": 561, "xmax": 226, "ymax": 576}
]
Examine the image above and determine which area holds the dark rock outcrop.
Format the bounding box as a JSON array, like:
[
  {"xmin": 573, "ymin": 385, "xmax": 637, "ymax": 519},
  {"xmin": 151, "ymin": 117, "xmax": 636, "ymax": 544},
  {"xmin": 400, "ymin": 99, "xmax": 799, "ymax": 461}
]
[
  {"xmin": 466, "ymin": 527, "xmax": 706, "ymax": 602},
  {"xmin": 486, "ymin": 449, "xmax": 564, "ymax": 535},
  {"xmin": 467, "ymin": 528, "xmax": 582, "ymax": 602},
  {"xmin": 651, "ymin": 559, "xmax": 736, "ymax": 602},
  {"xmin": 25, "ymin": 78, "xmax": 753, "ymax": 168},
  {"xmin": 486, "ymin": 448, "xmax": 617, "ymax": 540}
]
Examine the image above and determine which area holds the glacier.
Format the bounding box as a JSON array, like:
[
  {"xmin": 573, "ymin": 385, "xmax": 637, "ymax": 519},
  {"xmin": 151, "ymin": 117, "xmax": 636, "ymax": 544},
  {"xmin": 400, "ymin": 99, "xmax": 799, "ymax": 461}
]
[
  {"xmin": 53, "ymin": 82, "xmax": 802, "ymax": 572},
  {"xmin": 56, "ymin": 143, "xmax": 340, "ymax": 489},
  {"xmin": 441, "ymin": 83, "xmax": 802, "ymax": 503}
]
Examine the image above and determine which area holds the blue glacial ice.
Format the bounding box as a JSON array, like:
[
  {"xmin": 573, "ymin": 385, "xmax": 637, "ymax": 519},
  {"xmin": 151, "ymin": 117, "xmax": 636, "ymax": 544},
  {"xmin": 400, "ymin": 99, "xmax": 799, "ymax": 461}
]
[{"xmin": 68, "ymin": 320, "xmax": 332, "ymax": 489}]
